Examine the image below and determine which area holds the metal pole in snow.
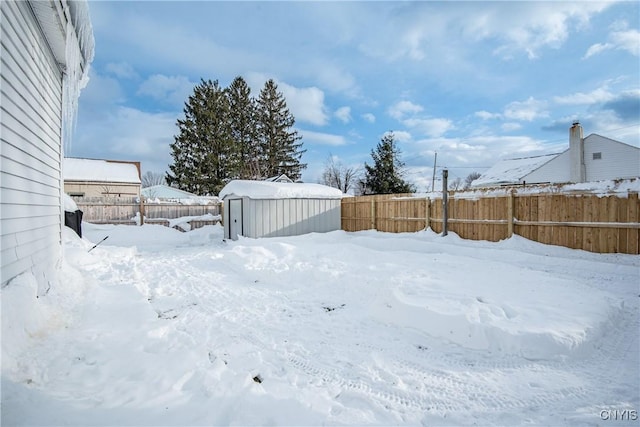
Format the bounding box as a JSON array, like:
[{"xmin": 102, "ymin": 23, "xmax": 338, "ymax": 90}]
[
  {"xmin": 88, "ymin": 236, "xmax": 109, "ymax": 252},
  {"xmin": 431, "ymin": 152, "xmax": 437, "ymax": 193},
  {"xmin": 442, "ymin": 169, "xmax": 448, "ymax": 236}
]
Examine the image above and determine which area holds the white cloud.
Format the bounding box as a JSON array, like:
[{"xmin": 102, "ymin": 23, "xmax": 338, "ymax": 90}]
[
  {"xmin": 362, "ymin": 113, "xmax": 376, "ymax": 123},
  {"xmin": 391, "ymin": 130, "xmax": 412, "ymax": 142},
  {"xmin": 560, "ymin": 110, "xmax": 640, "ymax": 148},
  {"xmin": 475, "ymin": 110, "xmax": 501, "ymax": 120},
  {"xmin": 74, "ymin": 106, "xmax": 178, "ymax": 174},
  {"xmin": 583, "ymin": 43, "xmax": 612, "ymax": 59},
  {"xmin": 300, "ymin": 130, "xmax": 349, "ymax": 146},
  {"xmin": 388, "ymin": 100, "xmax": 424, "ymax": 120},
  {"xmin": 403, "ymin": 118, "xmax": 453, "ymax": 138},
  {"xmin": 503, "ymin": 97, "xmax": 548, "ymax": 121},
  {"xmin": 405, "ymin": 134, "xmax": 559, "ymax": 178},
  {"xmin": 501, "ymin": 122, "xmax": 522, "ymax": 132},
  {"xmin": 244, "ymin": 74, "xmax": 326, "ymax": 127},
  {"xmin": 553, "ymin": 87, "xmax": 615, "ymax": 105},
  {"xmin": 105, "ymin": 62, "xmax": 138, "ymax": 79},
  {"xmin": 279, "ymin": 83, "xmax": 328, "ymax": 127},
  {"xmin": 388, "ymin": 100, "xmax": 452, "ymax": 138},
  {"xmin": 353, "ymin": 2, "xmax": 610, "ymax": 63},
  {"xmin": 584, "ymin": 28, "xmax": 640, "ymax": 58},
  {"xmin": 79, "ymin": 69, "xmax": 126, "ymax": 107},
  {"xmin": 137, "ymin": 75, "xmax": 195, "ymax": 107},
  {"xmin": 403, "ymin": 26, "xmax": 427, "ymax": 60},
  {"xmin": 312, "ymin": 62, "xmax": 360, "ymax": 97},
  {"xmin": 245, "ymin": 73, "xmax": 329, "ymax": 127},
  {"xmin": 610, "ymin": 29, "xmax": 640, "ymax": 56},
  {"xmin": 334, "ymin": 106, "xmax": 352, "ymax": 124},
  {"xmin": 485, "ymin": 3, "xmax": 610, "ymax": 59}
]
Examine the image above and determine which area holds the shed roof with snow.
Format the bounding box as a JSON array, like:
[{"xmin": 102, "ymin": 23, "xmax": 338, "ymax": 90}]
[
  {"xmin": 64, "ymin": 158, "xmax": 141, "ymax": 183},
  {"xmin": 219, "ymin": 180, "xmax": 344, "ymax": 240},
  {"xmin": 219, "ymin": 180, "xmax": 343, "ymax": 200}
]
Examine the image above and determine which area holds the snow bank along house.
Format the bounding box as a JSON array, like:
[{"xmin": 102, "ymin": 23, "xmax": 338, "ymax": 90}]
[
  {"xmin": 1, "ymin": 1, "xmax": 94, "ymax": 291},
  {"xmin": 473, "ymin": 122, "xmax": 640, "ymax": 187},
  {"xmin": 219, "ymin": 180, "xmax": 344, "ymax": 240},
  {"xmin": 64, "ymin": 157, "xmax": 142, "ymax": 198}
]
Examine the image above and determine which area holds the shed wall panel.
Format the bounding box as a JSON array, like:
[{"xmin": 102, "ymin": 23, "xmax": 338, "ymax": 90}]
[
  {"xmin": 223, "ymin": 195, "xmax": 341, "ymax": 240},
  {"xmin": 1, "ymin": 0, "xmax": 64, "ymax": 286}
]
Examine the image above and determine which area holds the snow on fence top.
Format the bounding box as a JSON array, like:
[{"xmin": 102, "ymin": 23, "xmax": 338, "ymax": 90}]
[
  {"xmin": 219, "ymin": 180, "xmax": 344, "ymax": 200},
  {"xmin": 64, "ymin": 158, "xmax": 141, "ymax": 184},
  {"xmin": 397, "ymin": 178, "xmax": 640, "ymax": 201}
]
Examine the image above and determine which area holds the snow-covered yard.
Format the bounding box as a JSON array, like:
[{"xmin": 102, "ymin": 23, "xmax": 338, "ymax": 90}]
[{"xmin": 2, "ymin": 223, "xmax": 639, "ymax": 426}]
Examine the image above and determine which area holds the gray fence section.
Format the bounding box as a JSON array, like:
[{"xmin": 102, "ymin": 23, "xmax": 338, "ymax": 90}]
[{"xmin": 73, "ymin": 197, "xmax": 222, "ymax": 230}]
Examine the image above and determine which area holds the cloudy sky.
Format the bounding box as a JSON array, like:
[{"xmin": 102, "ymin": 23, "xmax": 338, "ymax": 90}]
[{"xmin": 72, "ymin": 1, "xmax": 640, "ymax": 191}]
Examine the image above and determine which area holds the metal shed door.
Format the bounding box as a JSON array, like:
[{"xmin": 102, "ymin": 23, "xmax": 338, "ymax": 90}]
[{"xmin": 228, "ymin": 199, "xmax": 243, "ymax": 240}]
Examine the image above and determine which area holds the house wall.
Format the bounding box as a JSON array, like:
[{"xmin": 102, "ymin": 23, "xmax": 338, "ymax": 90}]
[
  {"xmin": 65, "ymin": 182, "xmax": 141, "ymax": 198},
  {"xmin": 1, "ymin": 1, "xmax": 65, "ymax": 288},
  {"xmin": 524, "ymin": 151, "xmax": 571, "ymax": 184},
  {"xmin": 524, "ymin": 135, "xmax": 639, "ymax": 184},
  {"xmin": 583, "ymin": 135, "xmax": 640, "ymax": 182}
]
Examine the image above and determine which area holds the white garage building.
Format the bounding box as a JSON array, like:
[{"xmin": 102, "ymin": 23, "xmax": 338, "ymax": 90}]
[{"xmin": 219, "ymin": 180, "xmax": 344, "ymax": 240}]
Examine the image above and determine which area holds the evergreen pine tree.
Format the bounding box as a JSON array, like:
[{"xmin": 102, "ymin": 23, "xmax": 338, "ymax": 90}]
[
  {"xmin": 166, "ymin": 79, "xmax": 231, "ymax": 195},
  {"xmin": 256, "ymin": 79, "xmax": 306, "ymax": 180},
  {"xmin": 363, "ymin": 132, "xmax": 416, "ymax": 194},
  {"xmin": 226, "ymin": 76, "xmax": 259, "ymax": 179}
]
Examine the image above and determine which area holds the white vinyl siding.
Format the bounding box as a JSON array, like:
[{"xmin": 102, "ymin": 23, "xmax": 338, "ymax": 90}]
[
  {"xmin": 1, "ymin": 1, "xmax": 64, "ymax": 286},
  {"xmin": 524, "ymin": 151, "xmax": 571, "ymax": 184},
  {"xmin": 522, "ymin": 135, "xmax": 639, "ymax": 185},
  {"xmin": 583, "ymin": 135, "xmax": 640, "ymax": 182}
]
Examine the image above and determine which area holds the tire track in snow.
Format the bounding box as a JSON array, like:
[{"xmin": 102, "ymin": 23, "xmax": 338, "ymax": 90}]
[
  {"xmin": 127, "ymin": 244, "xmax": 640, "ymax": 422},
  {"xmin": 287, "ymin": 354, "xmax": 453, "ymax": 414}
]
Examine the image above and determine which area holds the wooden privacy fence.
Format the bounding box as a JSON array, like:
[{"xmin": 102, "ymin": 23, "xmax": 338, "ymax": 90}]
[
  {"xmin": 73, "ymin": 197, "xmax": 222, "ymax": 229},
  {"xmin": 341, "ymin": 192, "xmax": 640, "ymax": 254}
]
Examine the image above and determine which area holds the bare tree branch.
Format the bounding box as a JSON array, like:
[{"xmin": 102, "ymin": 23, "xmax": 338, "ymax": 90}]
[
  {"xmin": 320, "ymin": 155, "xmax": 360, "ymax": 194},
  {"xmin": 142, "ymin": 171, "xmax": 166, "ymax": 188}
]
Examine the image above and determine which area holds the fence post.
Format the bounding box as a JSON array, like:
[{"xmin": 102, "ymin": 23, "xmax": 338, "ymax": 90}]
[
  {"xmin": 442, "ymin": 169, "xmax": 448, "ymax": 236},
  {"xmin": 507, "ymin": 189, "xmax": 514, "ymax": 237},
  {"xmin": 139, "ymin": 196, "xmax": 145, "ymax": 226},
  {"xmin": 370, "ymin": 198, "xmax": 376, "ymax": 230},
  {"xmin": 425, "ymin": 198, "xmax": 430, "ymax": 230}
]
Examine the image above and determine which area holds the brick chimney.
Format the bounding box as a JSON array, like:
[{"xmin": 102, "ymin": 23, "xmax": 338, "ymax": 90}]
[{"xmin": 570, "ymin": 121, "xmax": 585, "ymax": 183}]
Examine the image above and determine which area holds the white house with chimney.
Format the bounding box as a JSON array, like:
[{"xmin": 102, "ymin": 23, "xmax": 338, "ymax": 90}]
[{"xmin": 472, "ymin": 122, "xmax": 640, "ymax": 187}]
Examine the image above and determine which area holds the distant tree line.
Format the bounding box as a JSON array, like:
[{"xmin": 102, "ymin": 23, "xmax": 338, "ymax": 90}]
[
  {"xmin": 166, "ymin": 77, "xmax": 306, "ymax": 195},
  {"xmin": 319, "ymin": 132, "xmax": 481, "ymax": 195}
]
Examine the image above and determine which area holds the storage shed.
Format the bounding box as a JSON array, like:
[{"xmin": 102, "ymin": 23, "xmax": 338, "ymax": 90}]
[{"xmin": 219, "ymin": 180, "xmax": 343, "ymax": 240}]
